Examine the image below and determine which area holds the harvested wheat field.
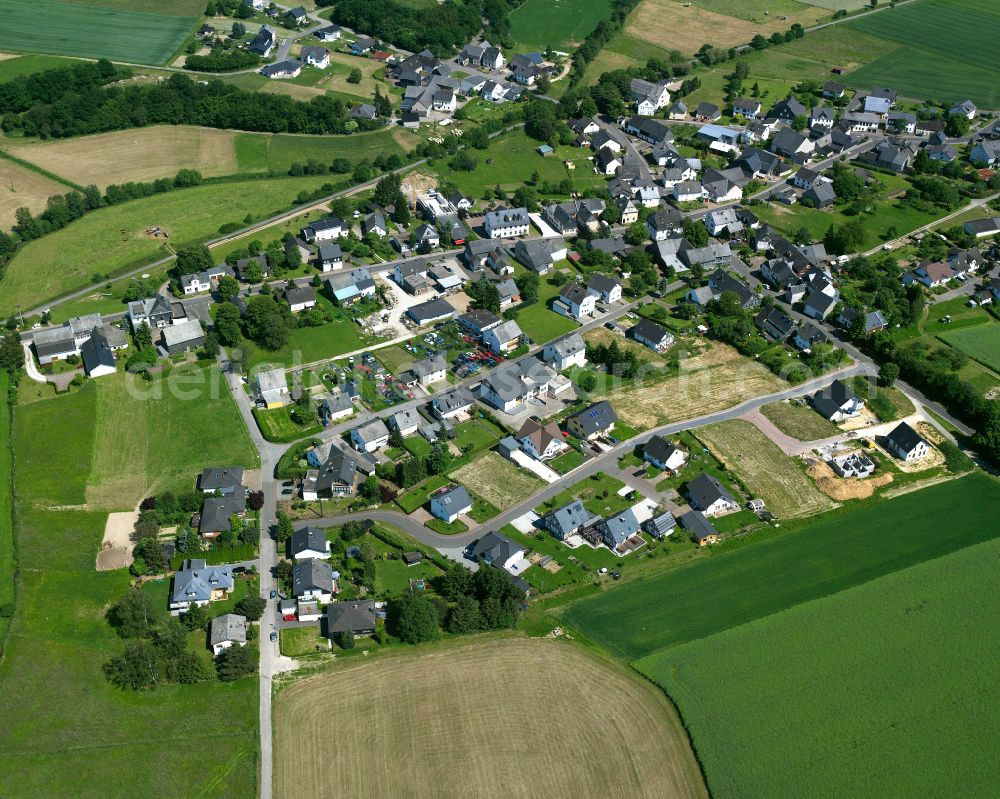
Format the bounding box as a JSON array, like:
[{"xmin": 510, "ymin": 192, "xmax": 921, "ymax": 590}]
[
  {"xmin": 624, "ymin": 0, "xmax": 824, "ymax": 54},
  {"xmin": 451, "ymin": 452, "xmax": 543, "ymax": 510},
  {"xmin": 807, "ymin": 459, "xmax": 893, "ymax": 501},
  {"xmin": 273, "ymin": 637, "xmax": 707, "ymax": 799},
  {"xmin": 696, "ymin": 420, "xmax": 834, "ymax": 517},
  {"xmin": 8, "ymin": 126, "xmax": 239, "ymax": 188},
  {"xmin": 0, "ymin": 158, "xmax": 67, "ymax": 228},
  {"xmin": 607, "ymin": 341, "xmax": 784, "ymax": 429}
]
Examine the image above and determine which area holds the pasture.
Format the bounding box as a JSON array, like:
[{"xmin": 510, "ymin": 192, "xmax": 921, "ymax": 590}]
[
  {"xmin": 0, "ymin": 158, "xmax": 70, "ymax": 230},
  {"xmin": 694, "ymin": 419, "xmax": 834, "ymax": 518},
  {"xmin": 233, "ymin": 128, "xmax": 416, "ymax": 174},
  {"xmin": 508, "ymin": 0, "xmax": 615, "ymax": 49},
  {"xmin": 845, "ymin": 0, "xmax": 1000, "ymax": 106},
  {"xmin": 0, "ymin": 0, "xmax": 198, "ymax": 64},
  {"xmin": 7, "ymin": 127, "xmax": 240, "ymax": 188},
  {"xmin": 939, "ymin": 324, "xmax": 1000, "ymax": 373},
  {"xmin": 637, "ymin": 537, "xmax": 1000, "ymax": 798},
  {"xmin": 0, "ymin": 173, "xmax": 339, "ymax": 316},
  {"xmin": 273, "ymin": 637, "xmax": 707, "ymax": 799},
  {"xmin": 760, "ymin": 399, "xmax": 840, "ymax": 440},
  {"xmin": 559, "ymin": 473, "xmax": 1000, "ymax": 660}
]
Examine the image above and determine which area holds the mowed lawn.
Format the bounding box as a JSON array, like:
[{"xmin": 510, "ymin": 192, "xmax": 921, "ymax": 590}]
[
  {"xmin": 273, "ymin": 637, "xmax": 707, "ymax": 799},
  {"xmin": 0, "ymin": 173, "xmax": 338, "ymax": 315},
  {"xmin": 637, "ymin": 537, "xmax": 1000, "ymax": 798},
  {"xmin": 694, "ymin": 419, "xmax": 834, "ymax": 518},
  {"xmin": 0, "ymin": 0, "xmax": 198, "ymax": 64},
  {"xmin": 560, "ymin": 473, "xmax": 1000, "ymax": 660},
  {"xmin": 7, "ymin": 127, "xmax": 241, "ymax": 188},
  {"xmin": 509, "ymin": 0, "xmax": 614, "ymax": 49},
  {"xmin": 939, "ymin": 323, "xmax": 1000, "ymax": 373},
  {"xmin": 515, "ymin": 303, "xmax": 579, "ymax": 344}
]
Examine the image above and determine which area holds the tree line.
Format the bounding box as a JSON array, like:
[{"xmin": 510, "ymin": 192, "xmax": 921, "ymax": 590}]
[
  {"xmin": 0, "ymin": 61, "xmax": 385, "ymax": 140},
  {"xmin": 319, "ymin": 0, "xmax": 485, "ymax": 55}
]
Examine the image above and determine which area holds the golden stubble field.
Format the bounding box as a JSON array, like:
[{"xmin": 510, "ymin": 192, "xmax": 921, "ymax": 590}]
[
  {"xmin": 0, "ymin": 157, "xmax": 67, "ymax": 228},
  {"xmin": 273, "ymin": 637, "xmax": 708, "ymax": 799}
]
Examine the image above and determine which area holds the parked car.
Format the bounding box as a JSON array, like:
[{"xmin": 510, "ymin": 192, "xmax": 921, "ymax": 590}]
[
  {"xmin": 269, "ymin": 589, "xmax": 277, "ymax": 599},
  {"xmin": 270, "ymin": 631, "xmax": 278, "ymax": 642}
]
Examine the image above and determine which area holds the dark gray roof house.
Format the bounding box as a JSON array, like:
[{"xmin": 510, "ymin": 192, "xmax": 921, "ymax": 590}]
[
  {"xmin": 755, "ymin": 306, "xmax": 795, "ymax": 342},
  {"xmin": 407, "ymin": 298, "xmax": 455, "ymax": 326},
  {"xmin": 687, "ymin": 472, "xmax": 735, "ymax": 512},
  {"xmin": 679, "ymin": 510, "xmax": 718, "ymax": 544},
  {"xmin": 597, "ymin": 509, "xmax": 641, "ymax": 549},
  {"xmin": 642, "ymin": 511, "xmax": 676, "ymax": 539},
  {"xmin": 292, "ymin": 558, "xmax": 334, "ymax": 598},
  {"xmin": 566, "ymin": 400, "xmax": 618, "ymax": 439},
  {"xmin": 290, "ymin": 527, "xmax": 331, "ymax": 559},
  {"xmin": 198, "ymin": 494, "xmax": 246, "ymax": 535},
  {"xmin": 326, "ymin": 600, "xmax": 377, "ymax": 636},
  {"xmin": 544, "ymin": 500, "xmax": 595, "ymax": 539},
  {"xmin": 199, "ymin": 467, "xmax": 244, "ymax": 494},
  {"xmin": 812, "ymin": 378, "xmax": 859, "ymax": 420}
]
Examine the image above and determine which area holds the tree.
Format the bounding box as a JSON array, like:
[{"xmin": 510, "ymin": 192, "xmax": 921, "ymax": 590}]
[
  {"xmin": 173, "ymin": 244, "xmax": 213, "ymax": 279},
  {"xmin": 450, "ymin": 150, "xmax": 477, "ymax": 172},
  {"xmin": 104, "ymin": 640, "xmax": 161, "ymax": 690},
  {"xmin": 426, "ymin": 441, "xmax": 452, "ymax": 475},
  {"xmin": 360, "ymin": 474, "xmax": 380, "ymax": 501},
  {"xmin": 438, "ymin": 563, "xmax": 472, "ymax": 601},
  {"xmin": 243, "ymin": 294, "xmax": 289, "ymax": 350},
  {"xmin": 523, "ymin": 99, "xmax": 559, "ymax": 141},
  {"xmin": 217, "ymin": 642, "xmax": 256, "ymax": 680},
  {"xmin": 235, "ymin": 593, "xmax": 266, "ymax": 621},
  {"xmin": 682, "ymin": 218, "xmax": 708, "ymax": 248},
  {"xmin": 793, "ymin": 226, "xmax": 813, "ymax": 246},
  {"xmin": 133, "ymin": 537, "xmax": 166, "ymax": 574},
  {"xmin": 578, "ymin": 372, "xmax": 597, "ymax": 392},
  {"xmin": 515, "ymin": 271, "xmax": 539, "ymax": 305},
  {"xmin": 275, "ymin": 511, "xmax": 294, "ymax": 543},
  {"xmin": 338, "ymin": 629, "xmax": 355, "ymax": 649},
  {"xmin": 109, "ymin": 590, "xmax": 158, "ymax": 638},
  {"xmin": 945, "ymin": 111, "xmax": 970, "ymax": 138},
  {"xmin": 217, "ymin": 274, "xmax": 240, "ymax": 300},
  {"xmin": 213, "ymin": 303, "xmax": 243, "ymax": 346},
  {"xmin": 246, "ymin": 490, "xmax": 265, "ymax": 511},
  {"xmin": 0, "ymin": 332, "xmax": 25, "ymax": 372},
  {"xmin": 133, "ymin": 321, "xmax": 153, "ymax": 350},
  {"xmin": 447, "ymin": 595, "xmax": 481, "ymax": 634},
  {"xmin": 391, "ymin": 594, "xmax": 439, "ymax": 643},
  {"xmin": 624, "ymin": 221, "xmax": 647, "ymax": 246},
  {"xmin": 373, "ymin": 172, "xmax": 402, "ymax": 208},
  {"xmin": 467, "ymin": 275, "xmax": 502, "ymax": 314},
  {"xmin": 347, "ymin": 67, "xmax": 363, "ymax": 84},
  {"xmin": 168, "ymin": 650, "xmax": 208, "ymax": 683},
  {"xmin": 879, "ymin": 362, "xmax": 900, "ymax": 387},
  {"xmin": 180, "ymin": 602, "xmax": 209, "ymax": 631}
]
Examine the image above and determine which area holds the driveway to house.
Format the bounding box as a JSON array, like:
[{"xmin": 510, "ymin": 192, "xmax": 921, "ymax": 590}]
[{"xmin": 20, "ymin": 343, "xmax": 46, "ymax": 383}]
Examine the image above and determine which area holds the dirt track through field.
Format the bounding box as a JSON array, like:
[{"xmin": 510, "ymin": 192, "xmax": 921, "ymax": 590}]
[{"xmin": 273, "ymin": 637, "xmax": 707, "ymax": 799}]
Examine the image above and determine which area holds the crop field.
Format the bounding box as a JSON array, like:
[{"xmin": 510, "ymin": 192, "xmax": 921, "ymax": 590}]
[
  {"xmin": 845, "ymin": 0, "xmax": 1000, "ymax": 106},
  {"xmin": 61, "ymin": 0, "xmax": 206, "ymax": 12},
  {"xmin": 560, "ymin": 473, "xmax": 1000, "ymax": 660},
  {"xmin": 0, "ymin": 173, "xmax": 338, "ymax": 316},
  {"xmin": 760, "ymin": 399, "xmax": 840, "ymax": 440},
  {"xmin": 603, "ymin": 341, "xmax": 785, "ymax": 429},
  {"xmin": 273, "ymin": 637, "xmax": 707, "ymax": 799},
  {"xmin": 694, "ymin": 420, "xmax": 834, "ymax": 518},
  {"xmin": 451, "ymin": 452, "xmax": 544, "ymax": 511},
  {"xmin": 509, "ymin": 0, "xmax": 615, "ymax": 49},
  {"xmin": 637, "ymin": 537, "xmax": 1000, "ymax": 798},
  {"xmin": 0, "ymin": 158, "xmax": 70, "ymax": 229},
  {"xmin": 0, "ymin": 0, "xmax": 198, "ymax": 64},
  {"xmin": 7, "ymin": 127, "xmax": 240, "ymax": 188},
  {"xmin": 939, "ymin": 324, "xmax": 1000, "ymax": 373}
]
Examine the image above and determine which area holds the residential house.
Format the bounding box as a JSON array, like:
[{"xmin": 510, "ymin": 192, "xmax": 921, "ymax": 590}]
[
  {"xmin": 843, "ymin": 111, "xmax": 881, "ymax": 134},
  {"xmin": 458, "ymin": 308, "xmax": 502, "ymax": 338},
  {"xmin": 673, "ymin": 180, "xmax": 706, "ymax": 203},
  {"xmin": 837, "ymin": 306, "xmax": 887, "ymax": 334},
  {"xmin": 301, "ymin": 217, "xmax": 347, "ymax": 243},
  {"xmin": 325, "ymin": 600, "xmax": 377, "ymax": 638},
  {"xmin": 628, "ymin": 319, "xmax": 674, "ymax": 352},
  {"xmin": 885, "ymin": 421, "xmax": 930, "ymax": 462},
  {"xmin": 321, "ymin": 392, "xmax": 354, "ymax": 423},
  {"xmin": 704, "ymin": 208, "xmax": 744, "ymax": 238},
  {"xmin": 316, "ymin": 24, "xmax": 341, "ymax": 41},
  {"xmin": 302, "ymin": 447, "xmax": 357, "ymax": 500},
  {"xmin": 754, "ymin": 306, "xmax": 795, "ymax": 342},
  {"xmin": 707, "ymin": 267, "xmax": 758, "ymax": 308},
  {"xmin": 793, "ymin": 322, "xmax": 826, "ymax": 351},
  {"xmin": 687, "ymin": 472, "xmax": 738, "ymax": 516},
  {"xmin": 431, "ymin": 386, "xmax": 475, "ymax": 420},
  {"xmin": 484, "ymin": 208, "xmax": 530, "ymax": 239},
  {"xmin": 680, "ymin": 510, "xmax": 719, "ymax": 546},
  {"xmin": 695, "ymin": 102, "xmax": 721, "ymax": 121},
  {"xmin": 643, "ymin": 435, "xmax": 687, "ymax": 472},
  {"xmin": 362, "ymin": 212, "xmax": 387, "ymax": 238},
  {"xmin": 822, "ymin": 81, "xmax": 846, "ymax": 99},
  {"xmin": 247, "ymin": 26, "xmax": 275, "ymax": 57},
  {"xmin": 350, "ymin": 37, "xmax": 377, "ymax": 55},
  {"xmin": 412, "ymin": 223, "xmax": 440, "ymax": 250},
  {"xmin": 326, "ymin": 269, "xmax": 375, "ymax": 305},
  {"xmin": 478, "ymin": 358, "xmax": 557, "ymax": 413},
  {"xmin": 949, "ymin": 99, "xmax": 977, "ymax": 120},
  {"xmin": 597, "ymin": 509, "xmax": 642, "ymax": 552},
  {"xmin": 515, "ymin": 418, "xmax": 567, "ymax": 461},
  {"xmin": 542, "ymin": 333, "xmax": 587, "ymax": 371},
  {"xmin": 904, "ymin": 261, "xmax": 955, "ymax": 289},
  {"xmin": 284, "ymin": 286, "xmax": 317, "ymax": 313},
  {"xmin": 256, "ymin": 368, "xmax": 288, "ymax": 408},
  {"xmin": 292, "ymin": 558, "xmax": 335, "ymax": 602},
  {"xmin": 316, "ymin": 243, "xmax": 343, "ymax": 272},
  {"xmin": 964, "ymin": 218, "xmax": 1000, "ymax": 239},
  {"xmin": 80, "ymin": 329, "xmax": 118, "ymax": 378},
  {"xmin": 630, "ymin": 78, "xmax": 670, "ymax": 115},
  {"xmin": 812, "ymin": 378, "xmax": 864, "ymax": 422},
  {"xmin": 623, "ymin": 116, "xmax": 673, "ymax": 145},
  {"xmin": 388, "ymin": 408, "xmax": 422, "ymax": 437},
  {"xmin": 199, "ymin": 468, "xmax": 244, "ymax": 495},
  {"xmin": 595, "ymin": 148, "xmax": 623, "ymax": 175},
  {"xmin": 351, "ymin": 419, "xmax": 390, "ymax": 453},
  {"xmin": 646, "ymin": 207, "xmax": 683, "ymax": 240},
  {"xmin": 198, "ymin": 493, "xmax": 245, "ymax": 539},
  {"xmin": 514, "ymin": 237, "xmax": 566, "ymax": 274},
  {"xmin": 127, "ymin": 295, "xmax": 172, "ymax": 332},
  {"xmin": 770, "ymin": 128, "xmax": 814, "ymax": 159},
  {"xmin": 733, "ymin": 98, "xmax": 762, "ymax": 119},
  {"xmin": 483, "ymin": 320, "xmax": 524, "ymax": 354},
  {"xmin": 544, "ymin": 500, "xmax": 594, "ymax": 540},
  {"xmin": 770, "ymin": 96, "xmax": 807, "ymax": 122},
  {"xmin": 970, "ymin": 140, "xmax": 1000, "ymax": 168},
  {"xmin": 401, "ymin": 354, "xmax": 448, "ymax": 387},
  {"xmin": 290, "ymin": 527, "xmax": 332, "ymax": 561},
  {"xmin": 804, "ymin": 181, "xmax": 837, "ymax": 208},
  {"xmin": 430, "ymin": 484, "xmax": 473, "ymax": 523},
  {"xmin": 300, "ymin": 46, "xmax": 329, "ymax": 68},
  {"xmin": 643, "ymin": 511, "xmax": 677, "ymax": 539},
  {"xmin": 803, "ymin": 289, "xmax": 837, "ymax": 320},
  {"xmin": 170, "ymin": 559, "xmax": 233, "ymax": 611},
  {"xmin": 209, "ymin": 614, "xmax": 246, "ymax": 657},
  {"xmin": 543, "ymin": 199, "xmax": 605, "ymax": 236},
  {"xmin": 469, "ymin": 532, "xmax": 527, "ymax": 577},
  {"xmin": 260, "ymin": 61, "xmax": 302, "ymax": 80},
  {"xmin": 586, "ymin": 273, "xmax": 622, "ymax": 304},
  {"xmin": 565, "ymin": 400, "xmax": 617, "ymax": 440},
  {"xmin": 553, "ymin": 282, "xmax": 596, "ymax": 320},
  {"xmin": 809, "ymin": 107, "xmax": 835, "ymax": 128}
]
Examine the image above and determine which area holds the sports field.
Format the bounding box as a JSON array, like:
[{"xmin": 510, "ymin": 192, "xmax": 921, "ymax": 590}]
[
  {"xmin": 509, "ymin": 0, "xmax": 615, "ymax": 49},
  {"xmin": 273, "ymin": 637, "xmax": 707, "ymax": 799},
  {"xmin": 7, "ymin": 127, "xmax": 240, "ymax": 189},
  {"xmin": 560, "ymin": 473, "xmax": 1000, "ymax": 660},
  {"xmin": 0, "ymin": 158, "xmax": 71, "ymax": 229},
  {"xmin": 845, "ymin": 0, "xmax": 1000, "ymax": 106},
  {"xmin": 939, "ymin": 324, "xmax": 1000, "ymax": 373},
  {"xmin": 636, "ymin": 536, "xmax": 1000, "ymax": 798},
  {"xmin": 0, "ymin": 0, "xmax": 198, "ymax": 64},
  {"xmin": 0, "ymin": 173, "xmax": 339, "ymax": 316}
]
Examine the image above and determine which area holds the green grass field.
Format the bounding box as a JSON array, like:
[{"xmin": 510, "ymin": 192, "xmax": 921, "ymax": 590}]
[
  {"xmin": 637, "ymin": 536, "xmax": 1000, "ymax": 798},
  {"xmin": 0, "ymin": 174, "xmax": 340, "ymax": 316},
  {"xmin": 515, "ymin": 303, "xmax": 579, "ymax": 344},
  {"xmin": 509, "ymin": 0, "xmax": 614, "ymax": 49},
  {"xmin": 234, "ymin": 129, "xmax": 417, "ymax": 174},
  {"xmin": 252, "ymin": 406, "xmax": 322, "ymax": 443},
  {"xmin": 845, "ymin": 0, "xmax": 1000, "ymax": 106},
  {"xmin": 560, "ymin": 473, "xmax": 1000, "ymax": 660},
  {"xmin": 939, "ymin": 324, "xmax": 1000, "ymax": 373},
  {"xmin": 0, "ymin": 54, "xmax": 85, "ymax": 82},
  {"xmin": 0, "ymin": 0, "xmax": 198, "ymax": 64},
  {"xmin": 0, "ymin": 373, "xmax": 13, "ymax": 643}
]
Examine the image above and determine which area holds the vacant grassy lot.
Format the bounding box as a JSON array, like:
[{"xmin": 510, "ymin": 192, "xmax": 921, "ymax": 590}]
[
  {"xmin": 451, "ymin": 452, "xmax": 544, "ymax": 511},
  {"xmin": 560, "ymin": 473, "xmax": 1000, "ymax": 660},
  {"xmin": 516, "ymin": 303, "xmax": 579, "ymax": 344},
  {"xmin": 509, "ymin": 0, "xmax": 614, "ymax": 49},
  {"xmin": 8, "ymin": 127, "xmax": 240, "ymax": 188},
  {"xmin": 761, "ymin": 399, "xmax": 840, "ymax": 441},
  {"xmin": 0, "ymin": 157, "xmax": 70, "ymax": 233},
  {"xmin": 0, "ymin": 173, "xmax": 337, "ymax": 315},
  {"xmin": 638, "ymin": 537, "xmax": 1000, "ymax": 798},
  {"xmin": 0, "ymin": 0, "xmax": 197, "ymax": 64},
  {"xmin": 939, "ymin": 324, "xmax": 1000, "ymax": 373},
  {"xmin": 273, "ymin": 637, "xmax": 707, "ymax": 799},
  {"xmin": 234, "ymin": 128, "xmax": 417, "ymax": 174},
  {"xmin": 242, "ymin": 302, "xmax": 373, "ymax": 370},
  {"xmin": 695, "ymin": 420, "xmax": 833, "ymax": 518}
]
